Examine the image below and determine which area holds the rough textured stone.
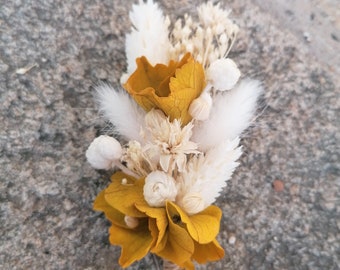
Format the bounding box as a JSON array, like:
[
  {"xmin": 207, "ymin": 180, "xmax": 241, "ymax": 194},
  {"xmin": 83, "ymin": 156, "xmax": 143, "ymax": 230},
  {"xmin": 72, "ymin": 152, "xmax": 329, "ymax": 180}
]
[{"xmin": 0, "ymin": 0, "xmax": 339, "ymax": 269}]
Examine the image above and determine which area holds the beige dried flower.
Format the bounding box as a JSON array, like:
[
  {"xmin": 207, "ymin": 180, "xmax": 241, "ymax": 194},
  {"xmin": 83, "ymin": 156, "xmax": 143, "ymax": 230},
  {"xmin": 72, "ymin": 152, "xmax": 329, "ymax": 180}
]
[
  {"xmin": 176, "ymin": 192, "xmax": 205, "ymax": 215},
  {"xmin": 124, "ymin": 215, "xmax": 139, "ymax": 228},
  {"xmin": 144, "ymin": 109, "xmax": 199, "ymax": 173},
  {"xmin": 121, "ymin": 140, "xmax": 157, "ymax": 177},
  {"xmin": 189, "ymin": 91, "xmax": 213, "ymax": 121},
  {"xmin": 143, "ymin": 170, "xmax": 177, "ymax": 207}
]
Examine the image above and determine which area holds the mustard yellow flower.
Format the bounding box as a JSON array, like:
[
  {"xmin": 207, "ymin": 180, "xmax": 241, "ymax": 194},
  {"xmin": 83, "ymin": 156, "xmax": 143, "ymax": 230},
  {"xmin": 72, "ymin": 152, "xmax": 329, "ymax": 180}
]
[
  {"xmin": 123, "ymin": 53, "xmax": 205, "ymax": 125},
  {"xmin": 93, "ymin": 172, "xmax": 224, "ymax": 269}
]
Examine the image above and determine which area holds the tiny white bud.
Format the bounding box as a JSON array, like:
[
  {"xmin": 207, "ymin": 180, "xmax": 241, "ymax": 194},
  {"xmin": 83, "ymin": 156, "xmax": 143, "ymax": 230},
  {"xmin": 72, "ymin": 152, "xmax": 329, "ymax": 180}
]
[
  {"xmin": 86, "ymin": 135, "xmax": 122, "ymax": 170},
  {"xmin": 189, "ymin": 92, "xmax": 212, "ymax": 121},
  {"xmin": 86, "ymin": 153, "xmax": 112, "ymax": 170},
  {"xmin": 206, "ymin": 27, "xmax": 212, "ymax": 37},
  {"xmin": 179, "ymin": 192, "xmax": 206, "ymax": 215},
  {"xmin": 219, "ymin": 33, "xmax": 227, "ymax": 44},
  {"xmin": 143, "ymin": 171, "xmax": 177, "ymax": 207},
  {"xmin": 97, "ymin": 136, "xmax": 122, "ymax": 160},
  {"xmin": 186, "ymin": 43, "xmax": 194, "ymax": 53},
  {"xmin": 124, "ymin": 215, "xmax": 139, "ymax": 229},
  {"xmin": 215, "ymin": 23, "xmax": 225, "ymax": 35},
  {"xmin": 207, "ymin": 58, "xmax": 241, "ymax": 91},
  {"xmin": 196, "ymin": 27, "xmax": 203, "ymax": 38}
]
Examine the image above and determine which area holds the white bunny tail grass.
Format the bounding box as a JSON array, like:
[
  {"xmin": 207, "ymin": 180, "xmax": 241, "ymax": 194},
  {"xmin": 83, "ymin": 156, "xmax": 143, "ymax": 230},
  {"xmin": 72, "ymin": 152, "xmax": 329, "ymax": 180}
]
[
  {"xmin": 124, "ymin": 0, "xmax": 170, "ymax": 80},
  {"xmin": 95, "ymin": 83, "xmax": 145, "ymax": 142},
  {"xmin": 177, "ymin": 137, "xmax": 242, "ymax": 214},
  {"xmin": 198, "ymin": 138, "xmax": 242, "ymax": 205},
  {"xmin": 192, "ymin": 79, "xmax": 263, "ymax": 151}
]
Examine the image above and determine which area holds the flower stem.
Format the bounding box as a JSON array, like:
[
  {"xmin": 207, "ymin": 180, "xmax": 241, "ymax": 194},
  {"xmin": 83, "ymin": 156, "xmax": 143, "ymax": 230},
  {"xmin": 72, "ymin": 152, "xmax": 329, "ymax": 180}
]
[
  {"xmin": 112, "ymin": 161, "xmax": 140, "ymax": 179},
  {"xmin": 224, "ymin": 32, "xmax": 237, "ymax": 58},
  {"xmin": 152, "ymin": 254, "xmax": 162, "ymax": 270},
  {"xmin": 163, "ymin": 260, "xmax": 183, "ymax": 270}
]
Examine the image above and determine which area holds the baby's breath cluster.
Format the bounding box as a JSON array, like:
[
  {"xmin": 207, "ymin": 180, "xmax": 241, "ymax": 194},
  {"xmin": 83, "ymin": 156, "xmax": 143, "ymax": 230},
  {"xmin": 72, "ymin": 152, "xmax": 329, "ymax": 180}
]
[{"xmin": 169, "ymin": 2, "xmax": 239, "ymax": 68}]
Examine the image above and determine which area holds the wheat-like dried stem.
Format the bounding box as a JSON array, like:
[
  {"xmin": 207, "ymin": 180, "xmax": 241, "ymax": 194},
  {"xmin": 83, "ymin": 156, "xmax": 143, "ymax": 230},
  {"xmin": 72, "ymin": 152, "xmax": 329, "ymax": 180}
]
[{"xmin": 163, "ymin": 260, "xmax": 184, "ymax": 270}]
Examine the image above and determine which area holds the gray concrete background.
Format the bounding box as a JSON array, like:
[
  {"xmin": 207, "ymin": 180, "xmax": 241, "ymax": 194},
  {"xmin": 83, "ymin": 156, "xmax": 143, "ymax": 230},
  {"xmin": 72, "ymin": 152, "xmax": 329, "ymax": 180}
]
[{"xmin": 0, "ymin": 0, "xmax": 339, "ymax": 269}]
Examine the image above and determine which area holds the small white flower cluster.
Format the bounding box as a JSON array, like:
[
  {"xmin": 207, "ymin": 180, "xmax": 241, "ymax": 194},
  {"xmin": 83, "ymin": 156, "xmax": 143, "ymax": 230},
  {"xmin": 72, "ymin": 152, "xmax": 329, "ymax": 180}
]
[
  {"xmin": 170, "ymin": 2, "xmax": 239, "ymax": 68},
  {"xmin": 87, "ymin": 1, "xmax": 263, "ymax": 215},
  {"xmin": 122, "ymin": 0, "xmax": 241, "ymax": 91}
]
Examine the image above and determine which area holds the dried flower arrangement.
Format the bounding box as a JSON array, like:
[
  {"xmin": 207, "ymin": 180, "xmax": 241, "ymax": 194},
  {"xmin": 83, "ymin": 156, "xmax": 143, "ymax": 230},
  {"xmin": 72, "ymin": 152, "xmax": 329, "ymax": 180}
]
[{"xmin": 86, "ymin": 1, "xmax": 262, "ymax": 269}]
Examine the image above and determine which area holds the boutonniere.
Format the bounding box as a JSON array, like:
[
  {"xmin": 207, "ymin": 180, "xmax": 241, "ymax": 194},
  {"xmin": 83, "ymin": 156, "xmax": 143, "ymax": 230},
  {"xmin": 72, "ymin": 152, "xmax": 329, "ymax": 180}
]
[{"xmin": 86, "ymin": 1, "xmax": 262, "ymax": 269}]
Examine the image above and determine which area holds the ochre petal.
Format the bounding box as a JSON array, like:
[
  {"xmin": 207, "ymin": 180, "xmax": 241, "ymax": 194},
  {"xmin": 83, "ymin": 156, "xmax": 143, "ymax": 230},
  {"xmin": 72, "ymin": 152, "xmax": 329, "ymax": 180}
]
[
  {"xmin": 186, "ymin": 205, "xmax": 222, "ymax": 244},
  {"xmin": 109, "ymin": 219, "xmax": 153, "ymax": 268},
  {"xmin": 192, "ymin": 239, "xmax": 225, "ymax": 264},
  {"xmin": 135, "ymin": 203, "xmax": 168, "ymax": 249},
  {"xmin": 166, "ymin": 60, "xmax": 205, "ymax": 124},
  {"xmin": 153, "ymin": 202, "xmax": 194, "ymax": 266},
  {"xmin": 93, "ymin": 189, "xmax": 109, "ymax": 212},
  {"xmin": 148, "ymin": 218, "xmax": 160, "ymax": 249},
  {"xmin": 127, "ymin": 58, "xmax": 176, "ymax": 98},
  {"xmin": 123, "ymin": 53, "xmax": 204, "ymax": 125},
  {"xmin": 167, "ymin": 201, "xmax": 222, "ymax": 244},
  {"xmin": 169, "ymin": 59, "xmax": 205, "ymax": 93},
  {"xmin": 93, "ymin": 189, "xmax": 127, "ymax": 228},
  {"xmin": 124, "ymin": 54, "xmax": 190, "ymax": 111},
  {"xmin": 104, "ymin": 172, "xmax": 148, "ymax": 218}
]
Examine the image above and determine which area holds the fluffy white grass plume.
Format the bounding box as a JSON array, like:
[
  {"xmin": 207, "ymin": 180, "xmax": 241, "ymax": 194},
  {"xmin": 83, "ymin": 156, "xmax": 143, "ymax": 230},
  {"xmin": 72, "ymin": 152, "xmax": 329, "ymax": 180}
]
[
  {"xmin": 95, "ymin": 83, "xmax": 145, "ymax": 142},
  {"xmin": 176, "ymin": 138, "xmax": 242, "ymax": 214},
  {"xmin": 192, "ymin": 79, "xmax": 263, "ymax": 151},
  {"xmin": 124, "ymin": 0, "xmax": 170, "ymax": 80}
]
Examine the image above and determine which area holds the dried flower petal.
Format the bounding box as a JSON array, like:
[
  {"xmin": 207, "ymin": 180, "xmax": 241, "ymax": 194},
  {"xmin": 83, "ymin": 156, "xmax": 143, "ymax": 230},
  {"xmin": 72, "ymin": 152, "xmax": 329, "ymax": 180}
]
[
  {"xmin": 188, "ymin": 91, "xmax": 212, "ymax": 121},
  {"xmin": 167, "ymin": 201, "xmax": 221, "ymax": 244},
  {"xmin": 192, "ymin": 239, "xmax": 224, "ymax": 264},
  {"xmin": 177, "ymin": 192, "xmax": 206, "ymax": 215},
  {"xmin": 143, "ymin": 171, "xmax": 177, "ymax": 207},
  {"xmin": 143, "ymin": 109, "xmax": 199, "ymax": 174},
  {"xmin": 108, "ymin": 220, "xmax": 153, "ymax": 268},
  {"xmin": 124, "ymin": 215, "xmax": 139, "ymax": 228},
  {"xmin": 94, "ymin": 172, "xmax": 224, "ymax": 268},
  {"xmin": 124, "ymin": 53, "xmax": 205, "ymax": 125}
]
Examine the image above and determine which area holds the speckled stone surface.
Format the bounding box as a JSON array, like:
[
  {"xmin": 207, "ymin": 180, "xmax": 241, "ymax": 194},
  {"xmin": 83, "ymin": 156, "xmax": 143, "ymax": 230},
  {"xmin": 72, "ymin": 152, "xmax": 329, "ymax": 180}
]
[{"xmin": 0, "ymin": 0, "xmax": 339, "ymax": 269}]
